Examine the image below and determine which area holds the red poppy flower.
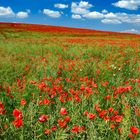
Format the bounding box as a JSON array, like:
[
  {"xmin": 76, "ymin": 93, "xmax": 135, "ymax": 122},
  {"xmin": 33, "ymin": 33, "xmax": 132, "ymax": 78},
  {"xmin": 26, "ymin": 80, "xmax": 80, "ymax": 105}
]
[
  {"xmin": 44, "ymin": 128, "xmax": 51, "ymax": 135},
  {"xmin": 110, "ymin": 124, "xmax": 115, "ymax": 129},
  {"xmin": 0, "ymin": 101, "xmax": 6, "ymax": 115},
  {"xmin": 128, "ymin": 134, "xmax": 134, "ymax": 139},
  {"xmin": 83, "ymin": 110, "xmax": 89, "ymax": 116},
  {"xmin": 130, "ymin": 126, "xmax": 139, "ymax": 134},
  {"xmin": 113, "ymin": 110, "xmax": 118, "ymax": 115},
  {"xmin": 87, "ymin": 113, "xmax": 96, "ymax": 120},
  {"xmin": 104, "ymin": 95, "xmax": 111, "ymax": 100},
  {"xmin": 43, "ymin": 98, "xmax": 50, "ymax": 105},
  {"xmin": 108, "ymin": 107, "xmax": 114, "ymax": 112},
  {"xmin": 115, "ymin": 115, "xmax": 123, "ymax": 123},
  {"xmin": 99, "ymin": 110, "xmax": 107, "ymax": 118},
  {"xmin": 58, "ymin": 119, "xmax": 67, "ymax": 128},
  {"xmin": 51, "ymin": 125, "xmax": 57, "ymax": 131},
  {"xmin": 13, "ymin": 109, "xmax": 23, "ymax": 119},
  {"xmin": 20, "ymin": 99, "xmax": 27, "ymax": 106},
  {"xmin": 60, "ymin": 107, "xmax": 67, "ymax": 115},
  {"xmin": 118, "ymin": 128, "xmax": 122, "ymax": 134},
  {"xmin": 12, "ymin": 119, "xmax": 23, "ymax": 128},
  {"xmin": 38, "ymin": 114, "xmax": 48, "ymax": 122},
  {"xmin": 64, "ymin": 116, "xmax": 71, "ymax": 122},
  {"xmin": 71, "ymin": 126, "xmax": 79, "ymax": 133}
]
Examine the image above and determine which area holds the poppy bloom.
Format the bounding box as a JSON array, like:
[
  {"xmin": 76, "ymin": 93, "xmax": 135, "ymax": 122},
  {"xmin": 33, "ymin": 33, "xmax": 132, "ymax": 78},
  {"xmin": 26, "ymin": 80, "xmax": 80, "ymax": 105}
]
[
  {"xmin": 128, "ymin": 134, "xmax": 134, "ymax": 139},
  {"xmin": 108, "ymin": 107, "xmax": 114, "ymax": 112},
  {"xmin": 60, "ymin": 107, "xmax": 67, "ymax": 115},
  {"xmin": 43, "ymin": 98, "xmax": 50, "ymax": 105},
  {"xmin": 38, "ymin": 114, "xmax": 48, "ymax": 122},
  {"xmin": 44, "ymin": 128, "xmax": 51, "ymax": 135},
  {"xmin": 118, "ymin": 128, "xmax": 122, "ymax": 134},
  {"xmin": 113, "ymin": 110, "xmax": 118, "ymax": 115},
  {"xmin": 0, "ymin": 101, "xmax": 6, "ymax": 115},
  {"xmin": 130, "ymin": 126, "xmax": 139, "ymax": 134},
  {"xmin": 99, "ymin": 110, "xmax": 107, "ymax": 118},
  {"xmin": 20, "ymin": 99, "xmax": 27, "ymax": 106},
  {"xmin": 83, "ymin": 110, "xmax": 89, "ymax": 116},
  {"xmin": 87, "ymin": 113, "xmax": 96, "ymax": 120},
  {"xmin": 51, "ymin": 125, "xmax": 57, "ymax": 131},
  {"xmin": 64, "ymin": 116, "xmax": 71, "ymax": 122},
  {"xmin": 110, "ymin": 124, "xmax": 115, "ymax": 129},
  {"xmin": 58, "ymin": 119, "xmax": 67, "ymax": 128},
  {"xmin": 13, "ymin": 109, "xmax": 23, "ymax": 119},
  {"xmin": 12, "ymin": 119, "xmax": 23, "ymax": 128},
  {"xmin": 115, "ymin": 115, "xmax": 123, "ymax": 123},
  {"xmin": 104, "ymin": 95, "xmax": 111, "ymax": 100},
  {"xmin": 71, "ymin": 126, "xmax": 79, "ymax": 133}
]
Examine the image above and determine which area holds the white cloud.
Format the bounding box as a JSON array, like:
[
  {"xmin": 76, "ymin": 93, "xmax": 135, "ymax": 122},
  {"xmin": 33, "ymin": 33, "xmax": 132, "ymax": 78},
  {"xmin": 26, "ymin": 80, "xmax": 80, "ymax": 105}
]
[
  {"xmin": 0, "ymin": 6, "xmax": 30, "ymax": 19},
  {"xmin": 102, "ymin": 9, "xmax": 108, "ymax": 14},
  {"xmin": 72, "ymin": 14, "xmax": 82, "ymax": 19},
  {"xmin": 43, "ymin": 9, "xmax": 61, "ymax": 18},
  {"xmin": 16, "ymin": 11, "xmax": 28, "ymax": 18},
  {"xmin": 109, "ymin": 13, "xmax": 140, "ymax": 24},
  {"xmin": 71, "ymin": 1, "xmax": 93, "ymax": 15},
  {"xmin": 112, "ymin": 0, "xmax": 140, "ymax": 10},
  {"xmin": 78, "ymin": 1, "xmax": 93, "ymax": 8},
  {"xmin": 70, "ymin": 1, "xmax": 140, "ymax": 25},
  {"xmin": 0, "ymin": 6, "xmax": 15, "ymax": 17},
  {"xmin": 121, "ymin": 29, "xmax": 139, "ymax": 33},
  {"xmin": 104, "ymin": 12, "xmax": 117, "ymax": 18},
  {"xmin": 81, "ymin": 10, "xmax": 140, "ymax": 24},
  {"xmin": 101, "ymin": 19, "xmax": 122, "ymax": 24},
  {"xmin": 54, "ymin": 3, "xmax": 68, "ymax": 9},
  {"xmin": 83, "ymin": 11, "xmax": 104, "ymax": 19}
]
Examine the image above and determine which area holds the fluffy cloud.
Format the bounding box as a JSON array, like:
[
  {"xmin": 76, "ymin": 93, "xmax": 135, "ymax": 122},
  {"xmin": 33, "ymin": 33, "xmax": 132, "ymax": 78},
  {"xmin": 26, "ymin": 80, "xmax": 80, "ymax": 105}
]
[
  {"xmin": 16, "ymin": 11, "xmax": 29, "ymax": 18},
  {"xmin": 101, "ymin": 9, "xmax": 108, "ymax": 14},
  {"xmin": 121, "ymin": 29, "xmax": 139, "ymax": 33},
  {"xmin": 70, "ymin": 1, "xmax": 140, "ymax": 25},
  {"xmin": 104, "ymin": 12, "xmax": 117, "ymax": 18},
  {"xmin": 0, "ymin": 6, "xmax": 29, "ymax": 19},
  {"xmin": 82, "ymin": 10, "xmax": 140, "ymax": 25},
  {"xmin": 71, "ymin": 1, "xmax": 93, "ymax": 15},
  {"xmin": 43, "ymin": 9, "xmax": 61, "ymax": 18},
  {"xmin": 83, "ymin": 11, "xmax": 104, "ymax": 19},
  {"xmin": 0, "ymin": 6, "xmax": 15, "ymax": 17},
  {"xmin": 54, "ymin": 3, "xmax": 68, "ymax": 9},
  {"xmin": 101, "ymin": 12, "xmax": 140, "ymax": 24},
  {"xmin": 112, "ymin": 0, "xmax": 140, "ymax": 10},
  {"xmin": 101, "ymin": 19, "xmax": 122, "ymax": 24},
  {"xmin": 72, "ymin": 14, "xmax": 82, "ymax": 19}
]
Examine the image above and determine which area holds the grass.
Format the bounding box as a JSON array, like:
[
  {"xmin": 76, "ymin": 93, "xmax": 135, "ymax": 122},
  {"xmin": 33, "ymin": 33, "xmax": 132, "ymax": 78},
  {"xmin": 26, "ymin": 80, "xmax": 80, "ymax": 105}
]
[{"xmin": 0, "ymin": 23, "xmax": 140, "ymax": 140}]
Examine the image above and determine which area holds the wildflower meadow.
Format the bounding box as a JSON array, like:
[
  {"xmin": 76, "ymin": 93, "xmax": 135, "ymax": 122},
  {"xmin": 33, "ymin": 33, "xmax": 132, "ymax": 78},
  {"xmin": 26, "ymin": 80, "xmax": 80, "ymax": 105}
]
[{"xmin": 0, "ymin": 23, "xmax": 140, "ymax": 140}]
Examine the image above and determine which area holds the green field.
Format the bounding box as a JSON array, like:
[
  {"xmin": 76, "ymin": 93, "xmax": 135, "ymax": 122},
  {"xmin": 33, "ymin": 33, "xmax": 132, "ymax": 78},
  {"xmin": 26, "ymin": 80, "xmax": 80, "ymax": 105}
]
[{"xmin": 0, "ymin": 23, "xmax": 140, "ymax": 140}]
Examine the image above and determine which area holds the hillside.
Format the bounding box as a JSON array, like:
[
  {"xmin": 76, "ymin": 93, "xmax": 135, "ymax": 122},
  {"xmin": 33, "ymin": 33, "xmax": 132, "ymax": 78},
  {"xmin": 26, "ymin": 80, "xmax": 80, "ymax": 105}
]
[{"xmin": 0, "ymin": 22, "xmax": 140, "ymax": 140}]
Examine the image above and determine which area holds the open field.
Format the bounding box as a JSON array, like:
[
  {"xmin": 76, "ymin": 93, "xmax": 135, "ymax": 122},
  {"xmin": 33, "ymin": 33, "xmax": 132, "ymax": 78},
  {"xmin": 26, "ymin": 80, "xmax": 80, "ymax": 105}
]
[{"xmin": 0, "ymin": 22, "xmax": 140, "ymax": 140}]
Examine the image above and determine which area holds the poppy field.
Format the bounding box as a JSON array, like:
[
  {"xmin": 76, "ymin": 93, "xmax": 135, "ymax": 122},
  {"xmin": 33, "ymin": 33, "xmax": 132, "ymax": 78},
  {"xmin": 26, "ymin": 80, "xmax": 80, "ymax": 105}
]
[{"xmin": 0, "ymin": 23, "xmax": 140, "ymax": 140}]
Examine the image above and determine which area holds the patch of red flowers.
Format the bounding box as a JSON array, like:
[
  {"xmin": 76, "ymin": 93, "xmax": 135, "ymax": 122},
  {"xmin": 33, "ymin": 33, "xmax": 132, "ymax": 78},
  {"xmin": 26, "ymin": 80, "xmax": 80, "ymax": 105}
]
[
  {"xmin": 38, "ymin": 114, "xmax": 49, "ymax": 122},
  {"xmin": 0, "ymin": 101, "xmax": 6, "ymax": 115},
  {"xmin": 60, "ymin": 107, "xmax": 67, "ymax": 115},
  {"xmin": 12, "ymin": 119, "xmax": 23, "ymax": 128},
  {"xmin": 130, "ymin": 126, "xmax": 139, "ymax": 134},
  {"xmin": 13, "ymin": 109, "xmax": 23, "ymax": 119},
  {"xmin": 115, "ymin": 115, "xmax": 123, "ymax": 123},
  {"xmin": 20, "ymin": 99, "xmax": 27, "ymax": 106},
  {"xmin": 87, "ymin": 113, "xmax": 96, "ymax": 120},
  {"xmin": 58, "ymin": 119, "xmax": 67, "ymax": 128},
  {"xmin": 12, "ymin": 109, "xmax": 23, "ymax": 128}
]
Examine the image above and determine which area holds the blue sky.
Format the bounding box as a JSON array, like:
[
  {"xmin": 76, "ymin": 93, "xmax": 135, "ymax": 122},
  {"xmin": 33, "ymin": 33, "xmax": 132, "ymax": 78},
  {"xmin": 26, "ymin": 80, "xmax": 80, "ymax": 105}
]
[{"xmin": 0, "ymin": 0, "xmax": 140, "ymax": 33}]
